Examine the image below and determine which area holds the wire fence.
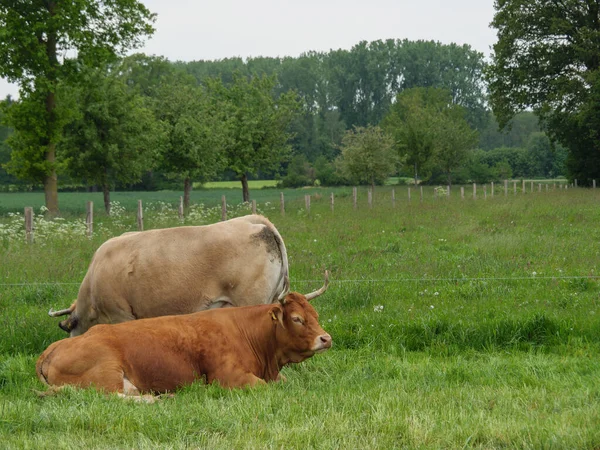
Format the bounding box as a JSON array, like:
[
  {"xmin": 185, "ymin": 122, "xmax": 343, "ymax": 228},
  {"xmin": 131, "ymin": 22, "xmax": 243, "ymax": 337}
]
[{"xmin": 1, "ymin": 275, "xmax": 599, "ymax": 287}]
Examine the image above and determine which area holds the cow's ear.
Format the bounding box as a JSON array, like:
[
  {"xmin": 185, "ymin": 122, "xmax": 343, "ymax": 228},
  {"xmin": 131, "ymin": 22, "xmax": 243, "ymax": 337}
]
[{"xmin": 270, "ymin": 305, "xmax": 285, "ymax": 329}]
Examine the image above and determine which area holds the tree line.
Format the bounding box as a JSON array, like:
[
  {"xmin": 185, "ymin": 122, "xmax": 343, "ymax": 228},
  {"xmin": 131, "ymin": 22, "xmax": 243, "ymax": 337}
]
[{"xmin": 0, "ymin": 0, "xmax": 588, "ymax": 215}]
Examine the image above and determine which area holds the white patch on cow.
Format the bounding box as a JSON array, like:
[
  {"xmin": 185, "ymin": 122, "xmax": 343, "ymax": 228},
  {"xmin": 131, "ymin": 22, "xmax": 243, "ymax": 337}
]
[
  {"xmin": 122, "ymin": 375, "xmax": 141, "ymax": 396},
  {"xmin": 312, "ymin": 334, "xmax": 333, "ymax": 353}
]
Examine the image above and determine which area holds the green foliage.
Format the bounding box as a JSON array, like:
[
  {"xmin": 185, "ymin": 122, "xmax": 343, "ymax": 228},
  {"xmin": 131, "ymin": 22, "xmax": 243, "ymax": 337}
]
[
  {"xmin": 487, "ymin": 0, "xmax": 600, "ymax": 184},
  {"xmin": 153, "ymin": 78, "xmax": 229, "ymax": 205},
  {"xmin": 0, "ymin": 0, "xmax": 156, "ymax": 212},
  {"xmin": 213, "ymin": 73, "xmax": 300, "ymax": 201},
  {"xmin": 336, "ymin": 125, "xmax": 398, "ymax": 187},
  {"xmin": 479, "ymin": 112, "xmax": 541, "ymax": 150},
  {"xmin": 278, "ymin": 154, "xmax": 314, "ymax": 188},
  {"xmin": 383, "ymin": 87, "xmax": 478, "ymax": 185},
  {"xmin": 59, "ymin": 66, "xmax": 160, "ymax": 213},
  {"xmin": 526, "ymin": 132, "xmax": 568, "ymax": 178},
  {"xmin": 180, "ymin": 40, "xmax": 487, "ymax": 166}
]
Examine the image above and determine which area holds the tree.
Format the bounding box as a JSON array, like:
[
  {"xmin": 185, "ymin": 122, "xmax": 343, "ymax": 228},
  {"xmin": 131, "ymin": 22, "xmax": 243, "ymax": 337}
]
[
  {"xmin": 154, "ymin": 79, "xmax": 229, "ymax": 209},
  {"xmin": 216, "ymin": 74, "xmax": 299, "ymax": 202},
  {"xmin": 382, "ymin": 88, "xmax": 445, "ymax": 185},
  {"xmin": 60, "ymin": 67, "xmax": 160, "ymax": 214},
  {"xmin": 486, "ymin": 0, "xmax": 600, "ymax": 185},
  {"xmin": 0, "ymin": 0, "xmax": 155, "ymax": 214},
  {"xmin": 336, "ymin": 125, "xmax": 398, "ymax": 191},
  {"xmin": 526, "ymin": 132, "xmax": 568, "ymax": 178},
  {"xmin": 435, "ymin": 109, "xmax": 479, "ymax": 186}
]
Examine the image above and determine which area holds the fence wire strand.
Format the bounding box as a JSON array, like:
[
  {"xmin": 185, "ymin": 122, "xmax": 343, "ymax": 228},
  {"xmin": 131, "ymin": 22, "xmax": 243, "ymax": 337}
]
[{"xmin": 1, "ymin": 275, "xmax": 599, "ymax": 287}]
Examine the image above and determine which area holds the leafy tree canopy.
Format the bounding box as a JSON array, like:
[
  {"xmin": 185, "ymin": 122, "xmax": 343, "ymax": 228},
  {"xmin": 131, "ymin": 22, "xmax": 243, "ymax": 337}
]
[
  {"xmin": 336, "ymin": 125, "xmax": 399, "ymax": 190},
  {"xmin": 0, "ymin": 0, "xmax": 155, "ymax": 213},
  {"xmin": 212, "ymin": 73, "xmax": 299, "ymax": 202},
  {"xmin": 487, "ymin": 0, "xmax": 600, "ymax": 184}
]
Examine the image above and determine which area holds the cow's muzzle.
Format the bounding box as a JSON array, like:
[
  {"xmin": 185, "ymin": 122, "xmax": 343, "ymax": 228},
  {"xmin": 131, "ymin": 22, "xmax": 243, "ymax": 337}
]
[
  {"xmin": 312, "ymin": 334, "xmax": 332, "ymax": 353},
  {"xmin": 59, "ymin": 317, "xmax": 77, "ymax": 334}
]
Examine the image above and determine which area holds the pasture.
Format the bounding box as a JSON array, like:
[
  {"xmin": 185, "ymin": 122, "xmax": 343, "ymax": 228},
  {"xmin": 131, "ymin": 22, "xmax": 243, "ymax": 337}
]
[{"xmin": 1, "ymin": 186, "xmax": 599, "ymax": 448}]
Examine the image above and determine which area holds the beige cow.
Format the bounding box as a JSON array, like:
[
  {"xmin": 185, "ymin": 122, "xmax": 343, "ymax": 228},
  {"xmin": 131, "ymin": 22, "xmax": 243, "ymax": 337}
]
[{"xmin": 49, "ymin": 215, "xmax": 289, "ymax": 336}]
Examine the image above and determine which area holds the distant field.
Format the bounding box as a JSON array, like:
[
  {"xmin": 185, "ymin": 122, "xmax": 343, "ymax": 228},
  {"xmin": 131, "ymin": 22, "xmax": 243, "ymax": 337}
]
[
  {"xmin": 198, "ymin": 179, "xmax": 279, "ymax": 189},
  {"xmin": 1, "ymin": 185, "xmax": 599, "ymax": 448},
  {"xmin": 0, "ymin": 185, "xmax": 353, "ymax": 216}
]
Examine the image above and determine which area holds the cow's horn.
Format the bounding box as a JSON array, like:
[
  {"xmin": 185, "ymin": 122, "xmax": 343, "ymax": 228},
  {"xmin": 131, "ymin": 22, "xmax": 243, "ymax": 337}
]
[
  {"xmin": 277, "ymin": 275, "xmax": 290, "ymax": 305},
  {"xmin": 304, "ymin": 270, "xmax": 329, "ymax": 301},
  {"xmin": 48, "ymin": 307, "xmax": 73, "ymax": 317}
]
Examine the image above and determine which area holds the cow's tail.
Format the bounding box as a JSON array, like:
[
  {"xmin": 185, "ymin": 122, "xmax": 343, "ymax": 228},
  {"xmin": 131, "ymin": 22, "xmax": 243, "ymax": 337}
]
[
  {"xmin": 272, "ymin": 227, "xmax": 290, "ymax": 301},
  {"xmin": 245, "ymin": 214, "xmax": 290, "ymax": 301}
]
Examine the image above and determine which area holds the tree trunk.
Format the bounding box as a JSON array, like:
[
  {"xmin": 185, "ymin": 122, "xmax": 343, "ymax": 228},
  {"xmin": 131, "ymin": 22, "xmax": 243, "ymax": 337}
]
[
  {"xmin": 183, "ymin": 177, "xmax": 192, "ymax": 209},
  {"xmin": 414, "ymin": 163, "xmax": 418, "ymax": 187},
  {"xmin": 240, "ymin": 173, "xmax": 250, "ymax": 203},
  {"xmin": 44, "ymin": 144, "xmax": 59, "ymax": 216},
  {"xmin": 103, "ymin": 184, "xmax": 111, "ymax": 215},
  {"xmin": 43, "ymin": 1, "xmax": 59, "ymax": 216}
]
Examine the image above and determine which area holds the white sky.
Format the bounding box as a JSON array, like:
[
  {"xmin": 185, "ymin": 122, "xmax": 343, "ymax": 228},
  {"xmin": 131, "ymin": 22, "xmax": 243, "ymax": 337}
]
[{"xmin": 0, "ymin": 0, "xmax": 497, "ymax": 99}]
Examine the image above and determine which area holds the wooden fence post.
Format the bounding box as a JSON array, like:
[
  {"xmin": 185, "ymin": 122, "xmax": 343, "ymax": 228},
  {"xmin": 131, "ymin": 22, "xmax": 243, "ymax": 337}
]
[
  {"xmin": 504, "ymin": 179, "xmax": 508, "ymax": 196},
  {"xmin": 368, "ymin": 189, "xmax": 373, "ymax": 208},
  {"xmin": 280, "ymin": 192, "xmax": 285, "ymax": 216},
  {"xmin": 447, "ymin": 185, "xmax": 451, "ymax": 197},
  {"xmin": 593, "ymin": 180, "xmax": 597, "ymax": 189},
  {"xmin": 522, "ymin": 179, "xmax": 526, "ymax": 194},
  {"xmin": 178, "ymin": 196, "xmax": 184, "ymax": 221},
  {"xmin": 575, "ymin": 179, "xmax": 578, "ymax": 188},
  {"xmin": 491, "ymin": 182, "xmax": 494, "ymax": 197},
  {"xmin": 530, "ymin": 181, "xmax": 533, "ymax": 192},
  {"xmin": 546, "ymin": 184, "xmax": 548, "ymax": 192},
  {"xmin": 538, "ymin": 183, "xmax": 541, "ymax": 193},
  {"xmin": 330, "ymin": 193, "xmax": 334, "ymax": 212},
  {"xmin": 137, "ymin": 200, "xmax": 143, "ymax": 231},
  {"xmin": 86, "ymin": 201, "xmax": 93, "ymax": 237},
  {"xmin": 408, "ymin": 187, "xmax": 411, "ymax": 203},
  {"xmin": 353, "ymin": 187, "xmax": 357, "ymax": 209},
  {"xmin": 24, "ymin": 207, "xmax": 33, "ymax": 244},
  {"xmin": 473, "ymin": 183, "xmax": 477, "ymax": 200},
  {"xmin": 305, "ymin": 194, "xmax": 311, "ymax": 215},
  {"xmin": 460, "ymin": 186, "xmax": 465, "ymax": 200},
  {"xmin": 221, "ymin": 195, "xmax": 227, "ymax": 221},
  {"xmin": 513, "ymin": 181, "xmax": 517, "ymax": 195},
  {"xmin": 252, "ymin": 200, "xmax": 257, "ymax": 214},
  {"xmin": 392, "ymin": 189, "xmax": 396, "ymax": 207},
  {"xmin": 484, "ymin": 185, "xmax": 487, "ymax": 200},
  {"xmin": 420, "ymin": 186, "xmax": 423, "ymax": 203}
]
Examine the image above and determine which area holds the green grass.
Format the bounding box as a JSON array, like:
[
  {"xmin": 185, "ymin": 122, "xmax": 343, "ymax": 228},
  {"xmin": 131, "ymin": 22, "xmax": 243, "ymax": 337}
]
[{"xmin": 1, "ymin": 186, "xmax": 600, "ymax": 448}]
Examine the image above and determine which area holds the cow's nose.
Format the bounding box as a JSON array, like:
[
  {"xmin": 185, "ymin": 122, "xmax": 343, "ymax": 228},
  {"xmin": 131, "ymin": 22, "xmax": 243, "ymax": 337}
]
[{"xmin": 319, "ymin": 334, "xmax": 332, "ymax": 347}]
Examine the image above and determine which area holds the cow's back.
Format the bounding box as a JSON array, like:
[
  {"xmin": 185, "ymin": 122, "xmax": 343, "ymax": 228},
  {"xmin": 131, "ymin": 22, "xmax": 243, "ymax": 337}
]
[{"xmin": 72, "ymin": 215, "xmax": 288, "ymax": 334}]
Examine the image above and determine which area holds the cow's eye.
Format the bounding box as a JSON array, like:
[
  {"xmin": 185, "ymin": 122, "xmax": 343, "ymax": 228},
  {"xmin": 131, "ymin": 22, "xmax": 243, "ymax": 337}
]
[{"xmin": 292, "ymin": 316, "xmax": 304, "ymax": 325}]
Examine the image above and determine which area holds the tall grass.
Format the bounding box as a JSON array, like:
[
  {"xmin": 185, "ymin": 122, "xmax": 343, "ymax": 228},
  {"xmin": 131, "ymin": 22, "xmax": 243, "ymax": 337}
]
[{"xmin": 1, "ymin": 186, "xmax": 600, "ymax": 448}]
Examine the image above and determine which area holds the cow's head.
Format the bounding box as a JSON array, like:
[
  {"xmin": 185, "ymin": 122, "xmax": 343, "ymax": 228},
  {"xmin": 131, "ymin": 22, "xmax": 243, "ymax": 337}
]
[
  {"xmin": 48, "ymin": 302, "xmax": 80, "ymax": 335},
  {"xmin": 270, "ymin": 271, "xmax": 332, "ymax": 364}
]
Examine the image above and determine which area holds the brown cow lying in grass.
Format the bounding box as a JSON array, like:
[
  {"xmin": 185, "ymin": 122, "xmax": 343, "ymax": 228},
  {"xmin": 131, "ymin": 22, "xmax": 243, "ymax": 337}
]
[{"xmin": 36, "ymin": 273, "xmax": 331, "ymax": 401}]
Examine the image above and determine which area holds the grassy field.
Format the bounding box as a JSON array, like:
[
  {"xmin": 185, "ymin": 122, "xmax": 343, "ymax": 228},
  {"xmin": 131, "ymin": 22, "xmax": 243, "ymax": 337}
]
[{"xmin": 1, "ymin": 186, "xmax": 599, "ymax": 448}]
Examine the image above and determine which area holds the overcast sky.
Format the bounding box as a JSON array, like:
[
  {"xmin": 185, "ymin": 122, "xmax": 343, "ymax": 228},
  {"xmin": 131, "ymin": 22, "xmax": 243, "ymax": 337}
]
[{"xmin": 0, "ymin": 0, "xmax": 497, "ymax": 99}]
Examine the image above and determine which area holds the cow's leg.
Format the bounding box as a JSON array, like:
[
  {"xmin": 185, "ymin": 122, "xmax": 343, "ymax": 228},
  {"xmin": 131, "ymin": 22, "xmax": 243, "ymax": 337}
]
[
  {"xmin": 116, "ymin": 375, "xmax": 166, "ymax": 403},
  {"xmin": 216, "ymin": 371, "xmax": 267, "ymax": 388}
]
